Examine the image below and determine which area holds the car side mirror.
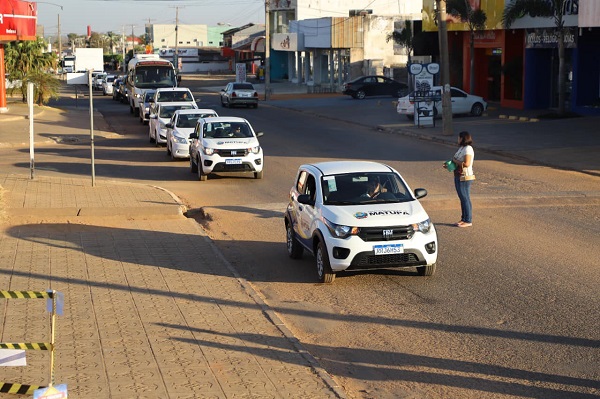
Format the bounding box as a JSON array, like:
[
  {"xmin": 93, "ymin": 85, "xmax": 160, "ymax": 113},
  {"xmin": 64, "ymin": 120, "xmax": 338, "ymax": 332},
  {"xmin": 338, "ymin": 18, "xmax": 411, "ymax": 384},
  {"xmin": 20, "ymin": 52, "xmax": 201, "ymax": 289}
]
[
  {"xmin": 297, "ymin": 194, "xmax": 315, "ymax": 206},
  {"xmin": 189, "ymin": 133, "xmax": 198, "ymax": 139},
  {"xmin": 256, "ymin": 132, "xmax": 264, "ymax": 137},
  {"xmin": 221, "ymin": 89, "xmax": 225, "ymax": 92},
  {"xmin": 166, "ymin": 123, "xmax": 173, "ymax": 128},
  {"xmin": 414, "ymin": 188, "xmax": 428, "ymax": 199}
]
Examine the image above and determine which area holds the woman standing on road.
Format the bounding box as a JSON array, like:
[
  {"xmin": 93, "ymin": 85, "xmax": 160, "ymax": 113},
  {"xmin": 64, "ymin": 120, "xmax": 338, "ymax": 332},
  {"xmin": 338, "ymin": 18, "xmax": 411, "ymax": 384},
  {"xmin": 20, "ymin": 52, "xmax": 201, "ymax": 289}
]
[{"xmin": 444, "ymin": 131, "xmax": 475, "ymax": 227}]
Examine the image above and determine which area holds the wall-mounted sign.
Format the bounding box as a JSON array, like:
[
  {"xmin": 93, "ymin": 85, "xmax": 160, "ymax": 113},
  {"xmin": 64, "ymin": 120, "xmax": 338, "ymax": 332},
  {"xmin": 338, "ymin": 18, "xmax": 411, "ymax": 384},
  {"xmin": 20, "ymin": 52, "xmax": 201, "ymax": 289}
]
[
  {"xmin": 271, "ymin": 32, "xmax": 304, "ymax": 51},
  {"xmin": 0, "ymin": 0, "xmax": 37, "ymax": 42},
  {"xmin": 525, "ymin": 28, "xmax": 577, "ymax": 49}
]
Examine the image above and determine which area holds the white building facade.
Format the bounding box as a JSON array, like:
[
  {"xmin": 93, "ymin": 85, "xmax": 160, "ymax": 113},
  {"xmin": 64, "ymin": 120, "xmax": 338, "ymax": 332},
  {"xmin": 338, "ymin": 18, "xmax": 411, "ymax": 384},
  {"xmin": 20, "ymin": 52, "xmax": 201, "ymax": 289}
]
[{"xmin": 268, "ymin": 0, "xmax": 422, "ymax": 89}]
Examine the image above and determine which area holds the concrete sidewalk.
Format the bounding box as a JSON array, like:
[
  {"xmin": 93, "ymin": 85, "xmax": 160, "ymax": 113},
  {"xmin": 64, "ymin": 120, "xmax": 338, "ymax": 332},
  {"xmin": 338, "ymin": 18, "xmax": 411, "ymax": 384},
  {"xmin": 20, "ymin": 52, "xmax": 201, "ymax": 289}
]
[{"xmin": 0, "ymin": 174, "xmax": 344, "ymax": 398}]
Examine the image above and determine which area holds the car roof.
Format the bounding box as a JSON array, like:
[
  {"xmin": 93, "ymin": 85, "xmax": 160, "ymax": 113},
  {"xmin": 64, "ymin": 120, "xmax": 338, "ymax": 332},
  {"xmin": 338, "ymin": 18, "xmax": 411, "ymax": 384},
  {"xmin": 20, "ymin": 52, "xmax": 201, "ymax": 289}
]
[
  {"xmin": 174, "ymin": 108, "xmax": 217, "ymax": 115},
  {"xmin": 304, "ymin": 161, "xmax": 394, "ymax": 176},
  {"xmin": 201, "ymin": 116, "xmax": 248, "ymax": 124},
  {"xmin": 155, "ymin": 87, "xmax": 192, "ymax": 92}
]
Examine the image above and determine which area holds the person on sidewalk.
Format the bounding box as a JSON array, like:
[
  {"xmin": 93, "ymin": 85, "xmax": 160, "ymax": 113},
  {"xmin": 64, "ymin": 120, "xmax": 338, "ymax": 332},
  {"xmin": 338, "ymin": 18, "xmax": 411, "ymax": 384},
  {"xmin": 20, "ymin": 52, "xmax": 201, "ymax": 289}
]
[{"xmin": 444, "ymin": 131, "xmax": 475, "ymax": 227}]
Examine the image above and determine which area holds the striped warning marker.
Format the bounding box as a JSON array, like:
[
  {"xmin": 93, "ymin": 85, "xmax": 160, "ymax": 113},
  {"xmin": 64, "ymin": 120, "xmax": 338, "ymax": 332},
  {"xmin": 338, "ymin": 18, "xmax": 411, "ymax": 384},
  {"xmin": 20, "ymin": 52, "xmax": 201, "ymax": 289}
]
[
  {"xmin": 0, "ymin": 291, "xmax": 53, "ymax": 299},
  {"xmin": 0, "ymin": 343, "xmax": 52, "ymax": 351},
  {"xmin": 0, "ymin": 382, "xmax": 43, "ymax": 395}
]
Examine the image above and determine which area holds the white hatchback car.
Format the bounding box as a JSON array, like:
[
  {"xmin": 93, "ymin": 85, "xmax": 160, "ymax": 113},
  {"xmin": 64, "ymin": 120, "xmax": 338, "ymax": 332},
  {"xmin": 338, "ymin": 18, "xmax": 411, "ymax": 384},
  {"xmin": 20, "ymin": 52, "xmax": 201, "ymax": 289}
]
[
  {"xmin": 149, "ymin": 102, "xmax": 197, "ymax": 145},
  {"xmin": 284, "ymin": 161, "xmax": 438, "ymax": 283},
  {"xmin": 397, "ymin": 86, "xmax": 487, "ymax": 119},
  {"xmin": 165, "ymin": 108, "xmax": 219, "ymax": 160},
  {"xmin": 102, "ymin": 75, "xmax": 116, "ymax": 96},
  {"xmin": 189, "ymin": 117, "xmax": 264, "ymax": 181}
]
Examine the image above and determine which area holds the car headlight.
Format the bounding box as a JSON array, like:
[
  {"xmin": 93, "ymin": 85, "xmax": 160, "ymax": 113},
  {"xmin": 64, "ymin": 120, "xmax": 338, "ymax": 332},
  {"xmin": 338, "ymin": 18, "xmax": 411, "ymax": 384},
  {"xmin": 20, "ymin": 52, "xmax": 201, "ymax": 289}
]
[
  {"xmin": 159, "ymin": 121, "xmax": 166, "ymax": 129},
  {"xmin": 412, "ymin": 218, "xmax": 432, "ymax": 234},
  {"xmin": 323, "ymin": 217, "xmax": 358, "ymax": 239},
  {"xmin": 203, "ymin": 147, "xmax": 215, "ymax": 155},
  {"xmin": 135, "ymin": 93, "xmax": 142, "ymax": 98},
  {"xmin": 249, "ymin": 145, "xmax": 261, "ymax": 154},
  {"xmin": 174, "ymin": 136, "xmax": 187, "ymax": 144}
]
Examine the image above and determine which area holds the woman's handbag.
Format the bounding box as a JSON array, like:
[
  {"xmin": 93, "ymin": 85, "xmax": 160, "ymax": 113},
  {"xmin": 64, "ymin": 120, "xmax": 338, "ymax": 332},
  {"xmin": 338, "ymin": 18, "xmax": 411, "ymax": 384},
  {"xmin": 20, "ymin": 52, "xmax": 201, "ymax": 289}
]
[{"xmin": 460, "ymin": 170, "xmax": 476, "ymax": 181}]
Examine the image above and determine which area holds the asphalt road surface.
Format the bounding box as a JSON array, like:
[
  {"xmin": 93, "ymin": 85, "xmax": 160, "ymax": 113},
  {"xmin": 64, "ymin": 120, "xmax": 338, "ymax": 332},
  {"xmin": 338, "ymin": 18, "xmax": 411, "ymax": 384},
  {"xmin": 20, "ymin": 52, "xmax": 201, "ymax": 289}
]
[{"xmin": 2, "ymin": 80, "xmax": 598, "ymax": 399}]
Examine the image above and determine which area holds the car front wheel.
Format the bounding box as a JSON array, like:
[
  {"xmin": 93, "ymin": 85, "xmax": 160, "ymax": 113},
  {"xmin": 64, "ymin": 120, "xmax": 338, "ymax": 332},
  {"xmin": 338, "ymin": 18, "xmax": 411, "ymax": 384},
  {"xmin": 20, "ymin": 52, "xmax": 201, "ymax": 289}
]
[
  {"xmin": 190, "ymin": 156, "xmax": 198, "ymax": 173},
  {"xmin": 316, "ymin": 240, "xmax": 335, "ymax": 283},
  {"xmin": 356, "ymin": 90, "xmax": 366, "ymax": 100},
  {"xmin": 417, "ymin": 263, "xmax": 436, "ymax": 276},
  {"xmin": 198, "ymin": 158, "xmax": 208, "ymax": 181},
  {"xmin": 471, "ymin": 103, "xmax": 484, "ymax": 116},
  {"xmin": 286, "ymin": 223, "xmax": 303, "ymax": 259}
]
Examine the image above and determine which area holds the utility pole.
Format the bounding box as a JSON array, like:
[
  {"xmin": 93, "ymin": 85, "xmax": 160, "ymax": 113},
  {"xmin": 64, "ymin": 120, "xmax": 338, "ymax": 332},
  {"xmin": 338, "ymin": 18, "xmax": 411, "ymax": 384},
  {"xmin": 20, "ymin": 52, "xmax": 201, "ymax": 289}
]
[
  {"xmin": 435, "ymin": 0, "xmax": 453, "ymax": 136},
  {"xmin": 169, "ymin": 6, "xmax": 183, "ymax": 73},
  {"xmin": 57, "ymin": 14, "xmax": 61, "ymax": 65},
  {"xmin": 122, "ymin": 26, "xmax": 126, "ymax": 74},
  {"xmin": 264, "ymin": 0, "xmax": 270, "ymax": 100}
]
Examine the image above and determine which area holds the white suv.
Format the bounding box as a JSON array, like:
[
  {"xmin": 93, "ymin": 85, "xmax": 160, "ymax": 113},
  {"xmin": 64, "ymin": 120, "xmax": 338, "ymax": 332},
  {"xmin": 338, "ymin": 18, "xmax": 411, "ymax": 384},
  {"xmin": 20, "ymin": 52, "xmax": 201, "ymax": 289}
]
[
  {"xmin": 189, "ymin": 117, "xmax": 264, "ymax": 181},
  {"xmin": 284, "ymin": 161, "xmax": 438, "ymax": 283}
]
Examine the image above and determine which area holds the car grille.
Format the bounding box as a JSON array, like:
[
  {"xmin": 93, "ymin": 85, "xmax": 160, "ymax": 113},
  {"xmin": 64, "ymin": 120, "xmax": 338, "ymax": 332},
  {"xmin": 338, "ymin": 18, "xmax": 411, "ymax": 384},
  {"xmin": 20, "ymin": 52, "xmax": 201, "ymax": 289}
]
[
  {"xmin": 216, "ymin": 148, "xmax": 249, "ymax": 157},
  {"xmin": 212, "ymin": 162, "xmax": 254, "ymax": 172},
  {"xmin": 358, "ymin": 225, "xmax": 414, "ymax": 242},
  {"xmin": 348, "ymin": 252, "xmax": 423, "ymax": 270}
]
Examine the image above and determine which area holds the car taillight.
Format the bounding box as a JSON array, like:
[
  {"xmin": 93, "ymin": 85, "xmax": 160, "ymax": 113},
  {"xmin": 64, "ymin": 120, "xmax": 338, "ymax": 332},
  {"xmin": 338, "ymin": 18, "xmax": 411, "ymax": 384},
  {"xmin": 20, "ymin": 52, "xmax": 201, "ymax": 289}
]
[
  {"xmin": 253, "ymin": 92, "xmax": 258, "ymax": 97},
  {"xmin": 232, "ymin": 92, "xmax": 237, "ymax": 98}
]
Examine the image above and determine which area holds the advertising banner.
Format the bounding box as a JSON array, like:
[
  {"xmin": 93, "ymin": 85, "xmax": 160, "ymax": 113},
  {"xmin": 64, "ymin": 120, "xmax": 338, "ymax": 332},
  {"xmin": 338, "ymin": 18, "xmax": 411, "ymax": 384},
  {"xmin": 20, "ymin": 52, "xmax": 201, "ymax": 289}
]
[
  {"xmin": 0, "ymin": 0, "xmax": 37, "ymax": 42},
  {"xmin": 422, "ymin": 0, "xmax": 505, "ymax": 32}
]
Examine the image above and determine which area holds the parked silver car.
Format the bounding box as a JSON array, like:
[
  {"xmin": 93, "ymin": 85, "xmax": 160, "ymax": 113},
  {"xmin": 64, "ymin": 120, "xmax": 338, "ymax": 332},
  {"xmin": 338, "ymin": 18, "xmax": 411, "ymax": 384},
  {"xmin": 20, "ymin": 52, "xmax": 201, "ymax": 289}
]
[{"xmin": 220, "ymin": 82, "xmax": 259, "ymax": 108}]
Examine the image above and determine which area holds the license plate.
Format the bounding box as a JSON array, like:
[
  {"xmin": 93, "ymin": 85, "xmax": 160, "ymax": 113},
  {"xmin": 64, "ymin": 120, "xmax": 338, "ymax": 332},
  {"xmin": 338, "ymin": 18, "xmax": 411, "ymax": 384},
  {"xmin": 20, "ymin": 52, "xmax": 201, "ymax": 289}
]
[
  {"xmin": 225, "ymin": 159, "xmax": 242, "ymax": 165},
  {"xmin": 373, "ymin": 244, "xmax": 404, "ymax": 255}
]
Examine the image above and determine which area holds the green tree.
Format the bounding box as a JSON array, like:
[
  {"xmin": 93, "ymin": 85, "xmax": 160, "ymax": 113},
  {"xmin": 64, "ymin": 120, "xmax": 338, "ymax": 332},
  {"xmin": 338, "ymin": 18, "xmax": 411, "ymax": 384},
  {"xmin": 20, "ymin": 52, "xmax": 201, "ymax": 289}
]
[
  {"xmin": 4, "ymin": 38, "xmax": 59, "ymax": 104},
  {"xmin": 106, "ymin": 31, "xmax": 118, "ymax": 55},
  {"xmin": 386, "ymin": 20, "xmax": 414, "ymax": 65},
  {"xmin": 446, "ymin": 0, "xmax": 487, "ymax": 93},
  {"xmin": 502, "ymin": 0, "xmax": 569, "ymax": 115},
  {"xmin": 27, "ymin": 70, "xmax": 61, "ymax": 105}
]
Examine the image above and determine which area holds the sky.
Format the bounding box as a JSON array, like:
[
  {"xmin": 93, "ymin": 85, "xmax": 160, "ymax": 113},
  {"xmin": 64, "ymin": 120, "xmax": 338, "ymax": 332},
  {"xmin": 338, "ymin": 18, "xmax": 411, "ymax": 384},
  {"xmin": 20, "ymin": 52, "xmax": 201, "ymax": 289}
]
[{"xmin": 36, "ymin": 0, "xmax": 266, "ymax": 37}]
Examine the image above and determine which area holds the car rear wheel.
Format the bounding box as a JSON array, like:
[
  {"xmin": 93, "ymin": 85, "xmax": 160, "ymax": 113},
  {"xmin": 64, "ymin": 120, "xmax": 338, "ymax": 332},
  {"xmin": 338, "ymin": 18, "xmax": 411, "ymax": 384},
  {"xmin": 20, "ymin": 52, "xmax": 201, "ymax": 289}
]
[
  {"xmin": 471, "ymin": 103, "xmax": 484, "ymax": 116},
  {"xmin": 286, "ymin": 223, "xmax": 304, "ymax": 259},
  {"xmin": 417, "ymin": 263, "xmax": 436, "ymax": 276},
  {"xmin": 316, "ymin": 240, "xmax": 335, "ymax": 283},
  {"xmin": 356, "ymin": 90, "xmax": 366, "ymax": 100}
]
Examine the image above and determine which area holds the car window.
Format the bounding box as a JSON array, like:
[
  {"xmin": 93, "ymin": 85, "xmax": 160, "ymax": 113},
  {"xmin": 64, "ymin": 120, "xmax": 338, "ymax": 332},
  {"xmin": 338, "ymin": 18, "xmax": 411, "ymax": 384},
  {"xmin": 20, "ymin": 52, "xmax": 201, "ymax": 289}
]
[
  {"xmin": 323, "ymin": 172, "xmax": 410, "ymax": 205},
  {"xmin": 451, "ymin": 88, "xmax": 466, "ymax": 98},
  {"xmin": 296, "ymin": 171, "xmax": 308, "ymax": 193},
  {"xmin": 176, "ymin": 114, "xmax": 202, "ymax": 128},
  {"xmin": 233, "ymin": 83, "xmax": 254, "ymax": 90}
]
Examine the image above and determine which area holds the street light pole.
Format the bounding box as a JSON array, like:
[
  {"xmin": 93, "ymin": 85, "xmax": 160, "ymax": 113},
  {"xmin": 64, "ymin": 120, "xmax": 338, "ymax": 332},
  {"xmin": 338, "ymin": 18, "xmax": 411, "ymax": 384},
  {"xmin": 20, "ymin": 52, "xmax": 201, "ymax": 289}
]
[{"xmin": 264, "ymin": 0, "xmax": 270, "ymax": 100}]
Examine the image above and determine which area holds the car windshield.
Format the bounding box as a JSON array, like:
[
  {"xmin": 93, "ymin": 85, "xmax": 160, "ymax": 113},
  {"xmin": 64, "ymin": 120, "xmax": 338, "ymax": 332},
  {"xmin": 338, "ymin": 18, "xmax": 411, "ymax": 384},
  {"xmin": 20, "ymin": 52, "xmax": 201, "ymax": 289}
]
[
  {"xmin": 203, "ymin": 122, "xmax": 253, "ymax": 138},
  {"xmin": 321, "ymin": 172, "xmax": 412, "ymax": 205},
  {"xmin": 159, "ymin": 105, "xmax": 194, "ymax": 118},
  {"xmin": 144, "ymin": 91, "xmax": 156, "ymax": 102},
  {"xmin": 157, "ymin": 90, "xmax": 192, "ymax": 102},
  {"xmin": 176, "ymin": 113, "xmax": 215, "ymax": 128},
  {"xmin": 135, "ymin": 66, "xmax": 176, "ymax": 88}
]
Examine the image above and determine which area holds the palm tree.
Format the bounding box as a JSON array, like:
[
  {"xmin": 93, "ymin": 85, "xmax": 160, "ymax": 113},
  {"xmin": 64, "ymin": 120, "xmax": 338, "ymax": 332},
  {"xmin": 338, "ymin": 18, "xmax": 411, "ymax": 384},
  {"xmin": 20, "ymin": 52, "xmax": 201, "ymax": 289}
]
[
  {"xmin": 106, "ymin": 31, "xmax": 118, "ymax": 55},
  {"xmin": 4, "ymin": 38, "xmax": 59, "ymax": 103},
  {"xmin": 27, "ymin": 70, "xmax": 61, "ymax": 105},
  {"xmin": 386, "ymin": 20, "xmax": 415, "ymax": 65},
  {"xmin": 446, "ymin": 0, "xmax": 487, "ymax": 93},
  {"xmin": 386, "ymin": 20, "xmax": 415, "ymax": 90},
  {"xmin": 502, "ymin": 0, "xmax": 569, "ymax": 115}
]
